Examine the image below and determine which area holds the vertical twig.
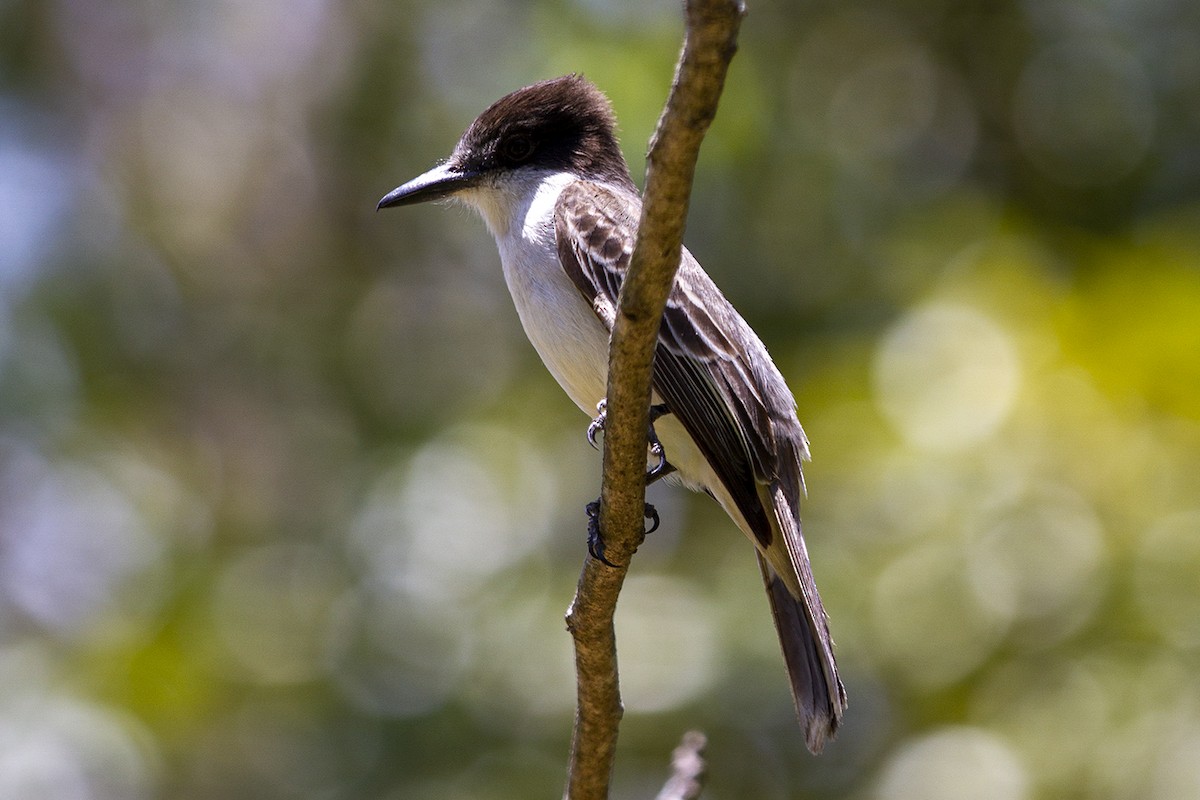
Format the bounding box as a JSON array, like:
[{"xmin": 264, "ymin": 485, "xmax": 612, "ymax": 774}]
[{"xmin": 563, "ymin": 2, "xmax": 746, "ymax": 799}]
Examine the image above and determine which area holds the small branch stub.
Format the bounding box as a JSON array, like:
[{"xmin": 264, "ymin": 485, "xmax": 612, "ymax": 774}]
[{"xmin": 655, "ymin": 731, "xmax": 709, "ymax": 800}]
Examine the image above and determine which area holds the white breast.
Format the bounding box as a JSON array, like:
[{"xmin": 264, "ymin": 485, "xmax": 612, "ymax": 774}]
[{"xmin": 464, "ymin": 171, "xmax": 612, "ymax": 415}]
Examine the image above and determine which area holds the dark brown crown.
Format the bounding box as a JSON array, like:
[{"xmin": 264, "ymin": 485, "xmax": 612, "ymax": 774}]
[{"xmin": 450, "ymin": 75, "xmax": 636, "ymax": 191}]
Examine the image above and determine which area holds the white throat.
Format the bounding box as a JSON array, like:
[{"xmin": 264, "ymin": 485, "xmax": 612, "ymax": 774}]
[
  {"xmin": 457, "ymin": 169, "xmax": 612, "ymax": 415},
  {"xmin": 459, "ymin": 168, "xmax": 575, "ymax": 241}
]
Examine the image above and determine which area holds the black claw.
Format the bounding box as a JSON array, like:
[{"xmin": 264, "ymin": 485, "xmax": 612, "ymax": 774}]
[
  {"xmin": 643, "ymin": 502, "xmax": 660, "ymax": 535},
  {"xmin": 647, "ymin": 461, "xmax": 676, "ymax": 486},
  {"xmin": 647, "ymin": 444, "xmax": 668, "ymax": 482},
  {"xmin": 646, "ymin": 404, "xmax": 673, "ymax": 483},
  {"xmin": 586, "ymin": 399, "xmax": 607, "ymax": 450},
  {"xmin": 585, "ymin": 500, "xmax": 618, "ymax": 567},
  {"xmin": 648, "ymin": 439, "xmax": 666, "ymax": 476}
]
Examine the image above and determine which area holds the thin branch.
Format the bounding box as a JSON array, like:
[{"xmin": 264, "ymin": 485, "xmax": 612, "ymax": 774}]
[
  {"xmin": 563, "ymin": 2, "xmax": 746, "ymax": 799},
  {"xmin": 655, "ymin": 731, "xmax": 709, "ymax": 800}
]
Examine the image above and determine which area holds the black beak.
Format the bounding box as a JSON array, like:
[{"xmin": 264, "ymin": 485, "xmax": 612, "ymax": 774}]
[{"xmin": 377, "ymin": 162, "xmax": 482, "ymax": 210}]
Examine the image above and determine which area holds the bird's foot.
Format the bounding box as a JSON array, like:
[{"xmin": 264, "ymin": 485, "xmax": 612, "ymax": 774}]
[
  {"xmin": 646, "ymin": 403, "xmax": 672, "ymax": 484},
  {"xmin": 586, "ymin": 399, "xmax": 607, "ymax": 450},
  {"xmin": 585, "ymin": 499, "xmax": 661, "ymax": 567},
  {"xmin": 586, "ymin": 400, "xmax": 676, "ymax": 485},
  {"xmin": 584, "ymin": 501, "xmax": 613, "ymax": 566}
]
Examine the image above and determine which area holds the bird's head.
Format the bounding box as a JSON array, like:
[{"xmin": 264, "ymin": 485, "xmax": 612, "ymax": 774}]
[{"xmin": 377, "ymin": 75, "xmax": 635, "ymax": 220}]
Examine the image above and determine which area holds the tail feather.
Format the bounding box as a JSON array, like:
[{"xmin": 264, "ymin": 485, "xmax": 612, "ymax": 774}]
[
  {"xmin": 757, "ymin": 431, "xmax": 846, "ymax": 753},
  {"xmin": 758, "ymin": 553, "xmax": 846, "ymax": 753}
]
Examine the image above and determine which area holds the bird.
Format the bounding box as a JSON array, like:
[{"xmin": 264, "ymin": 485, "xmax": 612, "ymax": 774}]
[{"xmin": 377, "ymin": 74, "xmax": 845, "ymax": 752}]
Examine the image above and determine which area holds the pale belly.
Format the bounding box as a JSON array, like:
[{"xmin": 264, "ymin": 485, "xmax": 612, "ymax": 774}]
[{"xmin": 516, "ymin": 275, "xmax": 612, "ymax": 416}]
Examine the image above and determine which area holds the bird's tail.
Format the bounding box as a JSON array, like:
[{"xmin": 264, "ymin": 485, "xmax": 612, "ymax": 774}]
[
  {"xmin": 758, "ymin": 550, "xmax": 845, "ymax": 753},
  {"xmin": 759, "ymin": 439, "xmax": 846, "ymax": 753}
]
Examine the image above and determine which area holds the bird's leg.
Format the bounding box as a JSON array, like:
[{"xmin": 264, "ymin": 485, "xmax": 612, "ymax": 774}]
[{"xmin": 584, "ymin": 402, "xmax": 673, "ymax": 566}]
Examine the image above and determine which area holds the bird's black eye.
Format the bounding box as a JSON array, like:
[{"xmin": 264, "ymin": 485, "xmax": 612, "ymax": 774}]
[{"xmin": 500, "ymin": 133, "xmax": 535, "ymax": 164}]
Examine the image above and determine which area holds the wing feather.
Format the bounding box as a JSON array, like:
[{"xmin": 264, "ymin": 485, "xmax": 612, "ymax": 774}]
[{"xmin": 554, "ymin": 181, "xmax": 780, "ymax": 545}]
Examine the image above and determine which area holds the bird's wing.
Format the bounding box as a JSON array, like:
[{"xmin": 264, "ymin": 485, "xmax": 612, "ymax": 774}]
[{"xmin": 553, "ymin": 180, "xmax": 804, "ymax": 549}]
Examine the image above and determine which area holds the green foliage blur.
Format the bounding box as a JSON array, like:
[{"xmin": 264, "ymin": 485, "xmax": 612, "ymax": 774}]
[{"xmin": 2, "ymin": 0, "xmax": 1199, "ymax": 798}]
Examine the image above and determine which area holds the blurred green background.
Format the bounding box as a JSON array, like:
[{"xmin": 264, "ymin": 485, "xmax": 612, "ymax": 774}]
[{"xmin": 2, "ymin": 0, "xmax": 1199, "ymax": 798}]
